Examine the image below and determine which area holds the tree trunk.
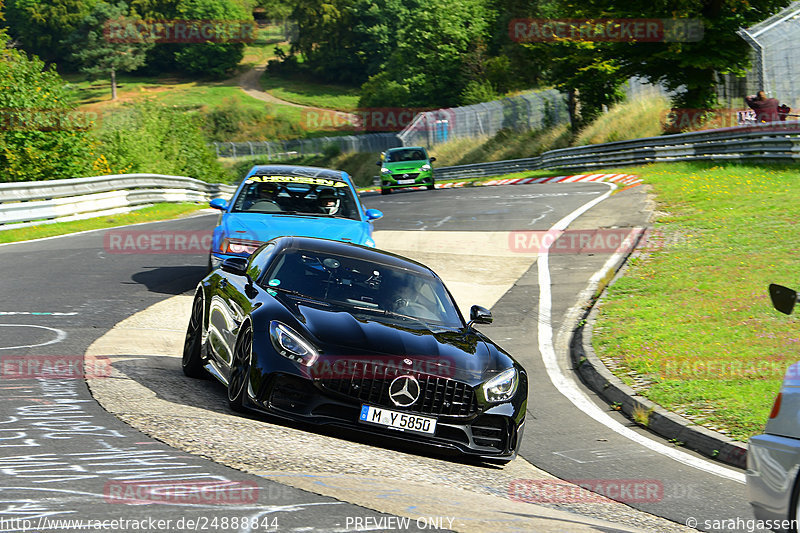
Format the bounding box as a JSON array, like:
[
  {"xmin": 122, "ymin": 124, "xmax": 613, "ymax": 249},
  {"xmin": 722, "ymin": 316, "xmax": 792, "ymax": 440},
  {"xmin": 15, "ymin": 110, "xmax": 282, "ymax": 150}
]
[
  {"xmin": 111, "ymin": 68, "xmax": 117, "ymax": 101},
  {"xmin": 679, "ymin": 68, "xmax": 718, "ymax": 110},
  {"xmin": 567, "ymin": 88, "xmax": 582, "ymax": 132}
]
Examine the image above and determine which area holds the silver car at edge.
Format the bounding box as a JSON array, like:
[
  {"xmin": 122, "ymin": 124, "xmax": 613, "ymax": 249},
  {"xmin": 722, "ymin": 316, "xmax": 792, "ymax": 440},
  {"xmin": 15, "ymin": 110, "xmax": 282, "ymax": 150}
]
[{"xmin": 747, "ymin": 284, "xmax": 800, "ymax": 532}]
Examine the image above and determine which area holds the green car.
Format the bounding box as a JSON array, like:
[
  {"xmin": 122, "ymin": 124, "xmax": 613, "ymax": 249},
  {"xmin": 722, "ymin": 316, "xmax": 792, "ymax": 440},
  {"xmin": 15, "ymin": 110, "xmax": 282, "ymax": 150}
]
[{"xmin": 377, "ymin": 146, "xmax": 436, "ymax": 195}]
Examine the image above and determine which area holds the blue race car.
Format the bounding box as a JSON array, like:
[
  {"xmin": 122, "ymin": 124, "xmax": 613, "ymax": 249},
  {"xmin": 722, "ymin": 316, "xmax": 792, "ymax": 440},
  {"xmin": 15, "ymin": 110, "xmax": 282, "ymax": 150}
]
[{"xmin": 208, "ymin": 165, "xmax": 383, "ymax": 271}]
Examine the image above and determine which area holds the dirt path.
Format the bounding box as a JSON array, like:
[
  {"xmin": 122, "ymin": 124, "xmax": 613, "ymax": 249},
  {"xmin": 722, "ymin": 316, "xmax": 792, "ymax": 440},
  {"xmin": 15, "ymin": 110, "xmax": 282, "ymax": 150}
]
[{"xmin": 235, "ymin": 65, "xmax": 358, "ymax": 123}]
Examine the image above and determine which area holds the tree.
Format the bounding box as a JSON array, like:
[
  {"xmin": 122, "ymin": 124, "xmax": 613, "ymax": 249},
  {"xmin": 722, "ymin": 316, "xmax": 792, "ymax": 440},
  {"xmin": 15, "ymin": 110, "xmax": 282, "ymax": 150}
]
[
  {"xmin": 365, "ymin": 0, "xmax": 495, "ymax": 108},
  {"xmin": 171, "ymin": 0, "xmax": 250, "ymax": 79},
  {"xmin": 569, "ymin": 0, "xmax": 793, "ymax": 109},
  {"xmin": 4, "ymin": 0, "xmax": 98, "ymax": 64},
  {"xmin": 66, "ymin": 2, "xmax": 152, "ymax": 100},
  {"xmin": 0, "ymin": 31, "xmax": 94, "ymax": 181}
]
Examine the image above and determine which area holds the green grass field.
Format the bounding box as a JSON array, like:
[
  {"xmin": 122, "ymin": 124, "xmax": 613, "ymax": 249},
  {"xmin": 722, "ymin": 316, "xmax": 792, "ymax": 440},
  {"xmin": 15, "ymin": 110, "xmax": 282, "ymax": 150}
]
[
  {"xmin": 0, "ymin": 203, "xmax": 206, "ymax": 244},
  {"xmin": 258, "ymin": 71, "xmax": 361, "ymax": 111},
  {"xmin": 591, "ymin": 161, "xmax": 800, "ymax": 441}
]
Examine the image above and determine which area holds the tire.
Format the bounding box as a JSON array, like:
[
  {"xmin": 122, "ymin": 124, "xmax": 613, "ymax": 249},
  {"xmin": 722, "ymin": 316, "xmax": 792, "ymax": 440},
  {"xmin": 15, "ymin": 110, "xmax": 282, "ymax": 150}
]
[
  {"xmin": 206, "ymin": 254, "xmax": 213, "ymax": 274},
  {"xmin": 790, "ymin": 471, "xmax": 800, "ymax": 533},
  {"xmin": 182, "ymin": 294, "xmax": 207, "ymax": 378},
  {"xmin": 380, "ymin": 187, "xmax": 391, "ymax": 195},
  {"xmin": 227, "ymin": 322, "xmax": 252, "ymax": 413},
  {"xmin": 426, "ymin": 180, "xmax": 435, "ymax": 191}
]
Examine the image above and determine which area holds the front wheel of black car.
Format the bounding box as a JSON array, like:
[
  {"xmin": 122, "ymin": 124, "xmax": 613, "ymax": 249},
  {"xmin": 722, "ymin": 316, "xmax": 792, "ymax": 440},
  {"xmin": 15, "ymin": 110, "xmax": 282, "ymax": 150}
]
[
  {"xmin": 228, "ymin": 323, "xmax": 252, "ymax": 412},
  {"xmin": 182, "ymin": 294, "xmax": 207, "ymax": 378}
]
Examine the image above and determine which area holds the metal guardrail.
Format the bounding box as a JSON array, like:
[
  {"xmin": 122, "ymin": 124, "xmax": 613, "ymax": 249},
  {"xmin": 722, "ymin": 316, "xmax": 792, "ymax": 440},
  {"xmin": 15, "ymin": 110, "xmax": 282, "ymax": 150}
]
[
  {"xmin": 432, "ymin": 123, "xmax": 800, "ymax": 181},
  {"xmin": 4, "ymin": 123, "xmax": 798, "ymax": 228},
  {"xmin": 0, "ymin": 174, "xmax": 235, "ymax": 229}
]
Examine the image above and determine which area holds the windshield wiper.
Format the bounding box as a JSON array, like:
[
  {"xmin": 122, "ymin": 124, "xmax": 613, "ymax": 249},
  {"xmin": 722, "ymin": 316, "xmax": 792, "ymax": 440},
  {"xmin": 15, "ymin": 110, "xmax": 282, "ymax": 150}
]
[{"xmin": 268, "ymin": 286, "xmax": 328, "ymax": 304}]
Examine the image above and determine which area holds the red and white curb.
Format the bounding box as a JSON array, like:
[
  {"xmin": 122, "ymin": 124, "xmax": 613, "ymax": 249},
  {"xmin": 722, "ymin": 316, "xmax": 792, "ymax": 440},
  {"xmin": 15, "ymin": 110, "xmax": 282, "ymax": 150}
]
[{"xmin": 359, "ymin": 173, "xmax": 642, "ymax": 194}]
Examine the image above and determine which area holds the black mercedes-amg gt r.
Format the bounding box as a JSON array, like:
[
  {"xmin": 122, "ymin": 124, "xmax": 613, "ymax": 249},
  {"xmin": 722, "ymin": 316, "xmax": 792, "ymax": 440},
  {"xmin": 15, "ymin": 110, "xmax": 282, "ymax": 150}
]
[{"xmin": 182, "ymin": 236, "xmax": 527, "ymax": 462}]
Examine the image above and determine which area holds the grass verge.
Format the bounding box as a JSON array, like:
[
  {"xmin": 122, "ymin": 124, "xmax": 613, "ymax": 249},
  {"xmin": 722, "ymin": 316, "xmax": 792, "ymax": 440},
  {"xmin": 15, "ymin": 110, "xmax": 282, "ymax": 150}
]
[
  {"xmin": 589, "ymin": 161, "xmax": 800, "ymax": 441},
  {"xmin": 0, "ymin": 203, "xmax": 207, "ymax": 244},
  {"xmin": 259, "ymin": 71, "xmax": 361, "ymax": 111}
]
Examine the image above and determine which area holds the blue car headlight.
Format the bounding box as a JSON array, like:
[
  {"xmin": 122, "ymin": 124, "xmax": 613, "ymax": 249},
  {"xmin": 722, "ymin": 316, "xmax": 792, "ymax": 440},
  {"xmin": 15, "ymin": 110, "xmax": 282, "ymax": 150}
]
[
  {"xmin": 269, "ymin": 321, "xmax": 318, "ymax": 367},
  {"xmin": 482, "ymin": 368, "xmax": 518, "ymax": 403}
]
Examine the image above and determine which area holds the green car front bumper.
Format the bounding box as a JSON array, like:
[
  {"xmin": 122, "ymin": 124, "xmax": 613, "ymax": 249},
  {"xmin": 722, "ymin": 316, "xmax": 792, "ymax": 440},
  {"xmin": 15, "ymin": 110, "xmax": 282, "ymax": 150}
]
[{"xmin": 380, "ymin": 170, "xmax": 434, "ymax": 191}]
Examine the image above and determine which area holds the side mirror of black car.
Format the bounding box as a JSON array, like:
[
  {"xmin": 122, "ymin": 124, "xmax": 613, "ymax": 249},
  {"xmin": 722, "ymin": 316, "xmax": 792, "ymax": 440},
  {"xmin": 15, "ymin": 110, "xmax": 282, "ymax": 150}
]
[
  {"xmin": 469, "ymin": 305, "xmax": 493, "ymax": 325},
  {"xmin": 769, "ymin": 283, "xmax": 798, "ymax": 315},
  {"xmin": 221, "ymin": 257, "xmax": 248, "ymax": 277}
]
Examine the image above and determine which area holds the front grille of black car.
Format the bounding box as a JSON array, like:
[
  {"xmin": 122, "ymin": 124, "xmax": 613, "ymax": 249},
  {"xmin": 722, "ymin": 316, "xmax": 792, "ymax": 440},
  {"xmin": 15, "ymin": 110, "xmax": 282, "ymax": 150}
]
[
  {"xmin": 471, "ymin": 415, "xmax": 508, "ymax": 451},
  {"xmin": 318, "ymin": 361, "xmax": 478, "ymax": 417}
]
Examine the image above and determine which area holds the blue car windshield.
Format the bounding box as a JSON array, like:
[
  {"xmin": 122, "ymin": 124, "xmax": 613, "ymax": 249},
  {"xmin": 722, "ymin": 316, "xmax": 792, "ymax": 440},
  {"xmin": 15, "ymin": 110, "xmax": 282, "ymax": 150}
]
[
  {"xmin": 231, "ymin": 177, "xmax": 360, "ymax": 221},
  {"xmin": 263, "ymin": 249, "xmax": 463, "ymax": 328}
]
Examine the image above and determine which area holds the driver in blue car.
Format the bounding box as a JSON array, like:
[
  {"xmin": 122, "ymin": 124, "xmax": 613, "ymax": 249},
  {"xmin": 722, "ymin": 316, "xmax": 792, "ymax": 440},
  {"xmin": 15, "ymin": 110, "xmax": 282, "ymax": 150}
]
[
  {"xmin": 248, "ymin": 182, "xmax": 281, "ymax": 212},
  {"xmin": 317, "ymin": 188, "xmax": 340, "ymax": 216}
]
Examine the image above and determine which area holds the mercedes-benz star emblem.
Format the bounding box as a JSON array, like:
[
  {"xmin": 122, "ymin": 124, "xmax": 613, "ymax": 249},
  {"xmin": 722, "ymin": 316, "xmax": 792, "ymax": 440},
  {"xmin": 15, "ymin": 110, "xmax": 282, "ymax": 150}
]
[{"xmin": 389, "ymin": 375, "xmax": 420, "ymax": 407}]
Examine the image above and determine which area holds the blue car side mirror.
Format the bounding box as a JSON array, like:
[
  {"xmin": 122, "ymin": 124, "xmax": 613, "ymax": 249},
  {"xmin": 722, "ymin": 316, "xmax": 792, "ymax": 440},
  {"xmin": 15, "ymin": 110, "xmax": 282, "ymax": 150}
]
[
  {"xmin": 365, "ymin": 208, "xmax": 383, "ymax": 221},
  {"xmin": 209, "ymin": 198, "xmax": 228, "ymax": 210}
]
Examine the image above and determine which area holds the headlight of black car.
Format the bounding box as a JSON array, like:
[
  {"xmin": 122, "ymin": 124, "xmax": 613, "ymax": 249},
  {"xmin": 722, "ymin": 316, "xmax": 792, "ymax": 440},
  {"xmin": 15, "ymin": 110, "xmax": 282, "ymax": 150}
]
[
  {"xmin": 481, "ymin": 368, "xmax": 518, "ymax": 403},
  {"xmin": 269, "ymin": 321, "xmax": 319, "ymax": 367}
]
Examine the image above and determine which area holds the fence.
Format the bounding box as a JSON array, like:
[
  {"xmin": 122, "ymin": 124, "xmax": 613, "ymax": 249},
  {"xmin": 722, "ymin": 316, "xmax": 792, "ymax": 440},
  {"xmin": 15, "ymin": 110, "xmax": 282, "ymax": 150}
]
[
  {"xmin": 738, "ymin": 2, "xmax": 800, "ymax": 110},
  {"xmin": 212, "ymin": 133, "xmax": 402, "ymax": 159},
  {"xmin": 398, "ymin": 90, "xmax": 569, "ymax": 148},
  {"xmin": 431, "ymin": 122, "xmax": 800, "ymax": 181},
  {"xmin": 0, "ymin": 174, "xmax": 235, "ymax": 229}
]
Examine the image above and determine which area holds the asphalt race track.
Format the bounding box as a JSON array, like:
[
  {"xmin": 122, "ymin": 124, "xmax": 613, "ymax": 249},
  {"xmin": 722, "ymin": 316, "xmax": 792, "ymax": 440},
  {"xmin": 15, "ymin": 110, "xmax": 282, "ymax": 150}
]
[{"xmin": 0, "ymin": 182, "xmax": 766, "ymax": 532}]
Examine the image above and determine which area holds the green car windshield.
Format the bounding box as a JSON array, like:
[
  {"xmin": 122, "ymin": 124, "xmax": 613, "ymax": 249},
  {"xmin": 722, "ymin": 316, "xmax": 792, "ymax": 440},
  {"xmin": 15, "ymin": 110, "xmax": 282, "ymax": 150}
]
[{"xmin": 385, "ymin": 149, "xmax": 428, "ymax": 163}]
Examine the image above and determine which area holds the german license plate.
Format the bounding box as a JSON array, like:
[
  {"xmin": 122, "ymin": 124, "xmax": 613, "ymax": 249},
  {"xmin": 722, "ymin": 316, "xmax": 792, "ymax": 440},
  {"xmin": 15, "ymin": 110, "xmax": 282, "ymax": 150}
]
[
  {"xmin": 397, "ymin": 179, "xmax": 416, "ymax": 185},
  {"xmin": 359, "ymin": 405, "xmax": 436, "ymax": 434}
]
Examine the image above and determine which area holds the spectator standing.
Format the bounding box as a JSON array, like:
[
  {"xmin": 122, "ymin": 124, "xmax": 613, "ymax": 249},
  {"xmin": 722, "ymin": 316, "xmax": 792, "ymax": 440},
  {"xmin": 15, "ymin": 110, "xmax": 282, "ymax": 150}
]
[{"xmin": 745, "ymin": 91, "xmax": 780, "ymax": 122}]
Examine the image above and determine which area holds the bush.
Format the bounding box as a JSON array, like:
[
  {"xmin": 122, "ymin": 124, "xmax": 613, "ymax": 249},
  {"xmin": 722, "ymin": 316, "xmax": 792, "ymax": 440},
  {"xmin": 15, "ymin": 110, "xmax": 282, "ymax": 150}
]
[
  {"xmin": 358, "ymin": 72, "xmax": 410, "ymax": 108},
  {"xmin": 460, "ymin": 80, "xmax": 499, "ymax": 106},
  {"xmin": 94, "ymin": 100, "xmax": 228, "ymax": 182},
  {"xmin": 204, "ymin": 99, "xmax": 264, "ymax": 141},
  {"xmin": 0, "ymin": 41, "xmax": 94, "ymax": 181}
]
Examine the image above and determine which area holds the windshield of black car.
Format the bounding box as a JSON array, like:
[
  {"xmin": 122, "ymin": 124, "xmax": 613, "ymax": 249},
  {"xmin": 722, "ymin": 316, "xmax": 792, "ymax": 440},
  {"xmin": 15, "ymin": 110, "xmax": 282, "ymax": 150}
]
[
  {"xmin": 262, "ymin": 250, "xmax": 463, "ymax": 328},
  {"xmin": 385, "ymin": 149, "xmax": 427, "ymax": 163},
  {"xmin": 230, "ymin": 176, "xmax": 360, "ymax": 220}
]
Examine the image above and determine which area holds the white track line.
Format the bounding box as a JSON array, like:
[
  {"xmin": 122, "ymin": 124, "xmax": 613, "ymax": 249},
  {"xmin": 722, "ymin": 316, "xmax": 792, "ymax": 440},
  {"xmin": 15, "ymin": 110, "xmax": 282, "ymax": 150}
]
[{"xmin": 536, "ymin": 181, "xmax": 746, "ymax": 484}]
